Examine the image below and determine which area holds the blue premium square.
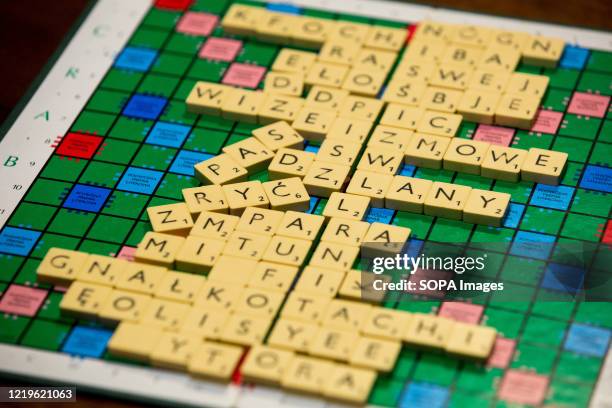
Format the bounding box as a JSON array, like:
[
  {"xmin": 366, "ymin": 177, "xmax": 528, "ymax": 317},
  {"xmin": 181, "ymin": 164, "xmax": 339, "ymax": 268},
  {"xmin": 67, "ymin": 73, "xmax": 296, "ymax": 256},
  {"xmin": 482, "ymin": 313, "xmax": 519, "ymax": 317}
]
[
  {"xmin": 169, "ymin": 150, "xmax": 213, "ymax": 176},
  {"xmin": 0, "ymin": 227, "xmax": 41, "ymax": 256},
  {"xmin": 564, "ymin": 323, "xmax": 611, "ymax": 357},
  {"xmin": 62, "ymin": 326, "xmax": 113, "ymax": 358},
  {"xmin": 114, "ymin": 47, "xmax": 157, "ymax": 71},
  {"xmin": 266, "ymin": 3, "xmax": 301, "ymax": 14},
  {"xmin": 63, "ymin": 184, "xmax": 111, "ymax": 212},
  {"xmin": 541, "ymin": 262, "xmax": 585, "ymax": 294},
  {"xmin": 366, "ymin": 207, "xmax": 395, "ymax": 223},
  {"xmin": 146, "ymin": 122, "xmax": 191, "ymax": 148},
  {"xmin": 580, "ymin": 165, "xmax": 612, "ymax": 193},
  {"xmin": 503, "ymin": 203, "xmax": 525, "ymax": 229},
  {"xmin": 530, "ymin": 184, "xmax": 575, "ymax": 210},
  {"xmin": 560, "ymin": 46, "xmax": 589, "ymax": 70},
  {"xmin": 510, "ymin": 231, "xmax": 555, "ymax": 260},
  {"xmin": 400, "ymin": 382, "xmax": 449, "ymax": 408},
  {"xmin": 122, "ymin": 94, "xmax": 167, "ymax": 120},
  {"xmin": 117, "ymin": 167, "xmax": 163, "ymax": 194}
]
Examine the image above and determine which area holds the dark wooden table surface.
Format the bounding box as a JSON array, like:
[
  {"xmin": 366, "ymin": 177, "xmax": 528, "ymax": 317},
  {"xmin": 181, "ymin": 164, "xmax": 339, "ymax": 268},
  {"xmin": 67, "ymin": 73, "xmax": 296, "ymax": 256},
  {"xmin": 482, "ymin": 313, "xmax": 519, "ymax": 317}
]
[{"xmin": 0, "ymin": 0, "xmax": 610, "ymax": 407}]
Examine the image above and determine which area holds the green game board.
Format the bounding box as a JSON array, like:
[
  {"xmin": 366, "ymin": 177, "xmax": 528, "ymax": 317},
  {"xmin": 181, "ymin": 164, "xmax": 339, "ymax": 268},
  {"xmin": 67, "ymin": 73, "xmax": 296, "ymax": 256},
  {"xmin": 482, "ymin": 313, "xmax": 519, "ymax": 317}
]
[{"xmin": 0, "ymin": 0, "xmax": 610, "ymax": 407}]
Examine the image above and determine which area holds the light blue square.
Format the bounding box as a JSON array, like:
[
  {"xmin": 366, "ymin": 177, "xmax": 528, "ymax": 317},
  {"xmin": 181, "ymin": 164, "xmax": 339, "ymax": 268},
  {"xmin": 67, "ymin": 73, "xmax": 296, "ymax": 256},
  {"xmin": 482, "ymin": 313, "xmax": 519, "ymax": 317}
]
[
  {"xmin": 580, "ymin": 165, "xmax": 612, "ymax": 193},
  {"xmin": 0, "ymin": 227, "xmax": 41, "ymax": 256},
  {"xmin": 399, "ymin": 164, "xmax": 416, "ymax": 177},
  {"xmin": 63, "ymin": 326, "xmax": 113, "ymax": 358},
  {"xmin": 304, "ymin": 144, "xmax": 319, "ymax": 154},
  {"xmin": 117, "ymin": 167, "xmax": 163, "ymax": 194},
  {"xmin": 564, "ymin": 324, "xmax": 610, "ymax": 357},
  {"xmin": 530, "ymin": 184, "xmax": 574, "ymax": 210},
  {"xmin": 503, "ymin": 203, "xmax": 525, "ymax": 229},
  {"xmin": 560, "ymin": 46, "xmax": 589, "ymax": 70},
  {"xmin": 146, "ymin": 122, "xmax": 191, "ymax": 148},
  {"xmin": 266, "ymin": 3, "xmax": 302, "ymax": 14},
  {"xmin": 366, "ymin": 207, "xmax": 395, "ymax": 223},
  {"xmin": 170, "ymin": 150, "xmax": 213, "ymax": 176},
  {"xmin": 511, "ymin": 231, "xmax": 555, "ymax": 260},
  {"xmin": 400, "ymin": 382, "xmax": 449, "ymax": 408},
  {"xmin": 114, "ymin": 47, "xmax": 157, "ymax": 71}
]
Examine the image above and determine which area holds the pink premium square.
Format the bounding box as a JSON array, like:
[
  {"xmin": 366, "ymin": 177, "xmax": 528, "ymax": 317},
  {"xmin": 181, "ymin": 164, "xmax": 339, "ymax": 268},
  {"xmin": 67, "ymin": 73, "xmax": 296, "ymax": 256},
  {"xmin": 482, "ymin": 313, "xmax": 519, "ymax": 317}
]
[
  {"xmin": 531, "ymin": 109, "xmax": 564, "ymax": 134},
  {"xmin": 473, "ymin": 124, "xmax": 515, "ymax": 146},
  {"xmin": 498, "ymin": 370, "xmax": 549, "ymax": 406},
  {"xmin": 176, "ymin": 12, "xmax": 219, "ymax": 36},
  {"xmin": 438, "ymin": 301, "xmax": 484, "ymax": 324},
  {"xmin": 199, "ymin": 37, "xmax": 242, "ymax": 62},
  {"xmin": 567, "ymin": 92, "xmax": 610, "ymax": 118},
  {"xmin": 487, "ymin": 337, "xmax": 516, "ymax": 368},
  {"xmin": 222, "ymin": 63, "xmax": 266, "ymax": 89},
  {"xmin": 0, "ymin": 285, "xmax": 48, "ymax": 317}
]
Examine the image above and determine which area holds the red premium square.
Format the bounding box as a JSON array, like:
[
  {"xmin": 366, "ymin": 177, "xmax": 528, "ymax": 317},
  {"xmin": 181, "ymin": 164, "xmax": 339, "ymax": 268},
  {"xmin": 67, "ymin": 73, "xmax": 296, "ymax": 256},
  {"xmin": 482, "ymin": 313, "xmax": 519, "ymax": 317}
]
[
  {"xmin": 155, "ymin": 0, "xmax": 192, "ymax": 11},
  {"xmin": 55, "ymin": 133, "xmax": 103, "ymax": 159}
]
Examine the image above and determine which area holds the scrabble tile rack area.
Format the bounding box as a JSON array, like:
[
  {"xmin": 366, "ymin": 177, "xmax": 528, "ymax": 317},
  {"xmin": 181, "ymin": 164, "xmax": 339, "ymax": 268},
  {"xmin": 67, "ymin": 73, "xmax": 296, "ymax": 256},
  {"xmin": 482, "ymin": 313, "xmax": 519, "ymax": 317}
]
[{"xmin": 0, "ymin": 0, "xmax": 610, "ymax": 407}]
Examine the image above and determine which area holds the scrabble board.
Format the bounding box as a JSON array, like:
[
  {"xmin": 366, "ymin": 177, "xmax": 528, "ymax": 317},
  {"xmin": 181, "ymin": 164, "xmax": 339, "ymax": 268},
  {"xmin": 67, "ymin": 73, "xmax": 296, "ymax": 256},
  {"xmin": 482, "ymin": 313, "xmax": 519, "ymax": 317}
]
[{"xmin": 0, "ymin": 0, "xmax": 611, "ymax": 406}]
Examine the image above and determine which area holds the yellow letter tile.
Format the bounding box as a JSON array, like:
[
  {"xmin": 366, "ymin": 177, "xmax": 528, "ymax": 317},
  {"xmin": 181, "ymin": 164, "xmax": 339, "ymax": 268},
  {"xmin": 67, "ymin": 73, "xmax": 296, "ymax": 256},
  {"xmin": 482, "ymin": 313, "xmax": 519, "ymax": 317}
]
[
  {"xmin": 385, "ymin": 175, "xmax": 433, "ymax": 213},
  {"xmin": 404, "ymin": 133, "xmax": 451, "ymax": 169},
  {"xmin": 424, "ymin": 182, "xmax": 472, "ymax": 220},
  {"xmin": 275, "ymin": 211, "xmax": 325, "ymax": 240},
  {"xmin": 76, "ymin": 254, "xmax": 127, "ymax": 286},
  {"xmin": 154, "ymin": 271, "xmax": 205, "ymax": 304},
  {"xmin": 262, "ymin": 177, "xmax": 311, "ymax": 212},
  {"xmin": 221, "ymin": 89, "xmax": 266, "ymax": 124},
  {"xmin": 521, "ymin": 148, "xmax": 568, "ymax": 185},
  {"xmin": 481, "ymin": 145, "xmax": 527, "ymax": 182},
  {"xmin": 368, "ymin": 125, "xmax": 414, "ymax": 151},
  {"xmin": 323, "ymin": 192, "xmax": 371, "ymax": 221},
  {"xmin": 262, "ymin": 235, "xmax": 312, "ymax": 267},
  {"xmin": 134, "ymin": 232, "xmax": 185, "ymax": 268},
  {"xmin": 147, "ymin": 202, "xmax": 193, "ymax": 236},
  {"xmin": 175, "ymin": 235, "xmax": 226, "ymax": 273},
  {"xmin": 346, "ymin": 170, "xmax": 393, "ymax": 207},
  {"xmin": 236, "ymin": 207, "xmax": 284, "ymax": 236},
  {"xmin": 295, "ymin": 265, "xmax": 346, "ymax": 297},
  {"xmin": 272, "ymin": 48, "xmax": 317, "ymax": 74},
  {"xmin": 242, "ymin": 344, "xmax": 295, "ymax": 385},
  {"xmin": 37, "ymin": 248, "xmax": 88, "ymax": 286},
  {"xmin": 114, "ymin": 262, "xmax": 167, "ymax": 295},
  {"xmin": 107, "ymin": 322, "xmax": 162, "ymax": 362},
  {"xmin": 463, "ymin": 189, "xmax": 511, "ymax": 226},
  {"xmin": 222, "ymin": 137, "xmax": 274, "ymax": 173},
  {"xmin": 188, "ymin": 340, "xmax": 244, "ymax": 380},
  {"xmin": 403, "ymin": 313, "xmax": 455, "ymax": 350},
  {"xmin": 60, "ymin": 281, "xmax": 111, "ymax": 319},
  {"xmin": 191, "ymin": 210, "xmax": 239, "ymax": 240},
  {"xmin": 495, "ymin": 94, "xmax": 539, "ymax": 129},
  {"xmin": 349, "ymin": 336, "xmax": 401, "ymax": 372},
  {"xmin": 309, "ymin": 241, "xmax": 360, "ymax": 271},
  {"xmin": 252, "ymin": 121, "xmax": 304, "ymax": 152},
  {"xmin": 208, "ymin": 255, "xmax": 257, "ymax": 285},
  {"xmin": 302, "ymin": 161, "xmax": 350, "ymax": 197},
  {"xmin": 443, "ymin": 138, "xmax": 490, "ymax": 174},
  {"xmin": 182, "ymin": 185, "xmax": 228, "ymax": 215},
  {"xmin": 222, "ymin": 180, "xmax": 270, "ymax": 215},
  {"xmin": 150, "ymin": 331, "xmax": 199, "ymax": 371},
  {"xmin": 321, "ymin": 217, "xmax": 370, "ymax": 247},
  {"xmin": 268, "ymin": 148, "xmax": 316, "ymax": 180},
  {"xmin": 98, "ymin": 289, "xmax": 151, "ymax": 324},
  {"xmin": 445, "ymin": 322, "xmax": 497, "ymax": 359},
  {"xmin": 194, "ymin": 154, "xmax": 248, "ymax": 185},
  {"xmin": 291, "ymin": 106, "xmax": 336, "ymax": 142}
]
